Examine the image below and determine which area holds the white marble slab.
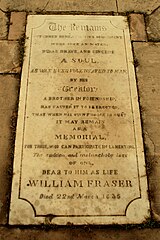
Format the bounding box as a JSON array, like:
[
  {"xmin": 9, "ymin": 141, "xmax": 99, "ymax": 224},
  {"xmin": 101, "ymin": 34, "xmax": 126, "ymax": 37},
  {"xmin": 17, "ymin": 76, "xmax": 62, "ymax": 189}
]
[{"xmin": 9, "ymin": 15, "xmax": 150, "ymax": 225}]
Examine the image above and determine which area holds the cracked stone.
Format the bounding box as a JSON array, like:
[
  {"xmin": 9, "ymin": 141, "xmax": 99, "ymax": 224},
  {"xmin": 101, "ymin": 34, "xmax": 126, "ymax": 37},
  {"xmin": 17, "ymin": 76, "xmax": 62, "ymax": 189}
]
[
  {"xmin": 0, "ymin": 10, "xmax": 8, "ymax": 39},
  {"xmin": 0, "ymin": 41, "xmax": 20, "ymax": 73},
  {"xmin": 146, "ymin": 7, "xmax": 160, "ymax": 41},
  {"xmin": 133, "ymin": 42, "xmax": 160, "ymax": 221}
]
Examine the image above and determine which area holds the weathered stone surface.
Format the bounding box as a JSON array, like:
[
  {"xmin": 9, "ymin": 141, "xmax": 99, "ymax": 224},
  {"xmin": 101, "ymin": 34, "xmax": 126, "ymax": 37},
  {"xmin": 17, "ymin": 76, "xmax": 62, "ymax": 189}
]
[
  {"xmin": 0, "ymin": 75, "xmax": 19, "ymax": 109},
  {"xmin": 118, "ymin": 0, "xmax": 160, "ymax": 14},
  {"xmin": 146, "ymin": 7, "xmax": 160, "ymax": 41},
  {"xmin": 0, "ymin": 10, "xmax": 8, "ymax": 39},
  {"xmin": 0, "ymin": 41, "xmax": 20, "ymax": 73},
  {"xmin": 9, "ymin": 15, "xmax": 149, "ymax": 225},
  {"xmin": 129, "ymin": 14, "xmax": 147, "ymax": 41},
  {"xmin": 8, "ymin": 12, "xmax": 27, "ymax": 40},
  {"xmin": 1, "ymin": 227, "xmax": 160, "ymax": 240},
  {"xmin": 0, "ymin": 75, "xmax": 19, "ymax": 224},
  {"xmin": 0, "ymin": 109, "xmax": 13, "ymax": 224},
  {"xmin": 0, "ymin": 0, "xmax": 117, "ymax": 12},
  {"xmin": 133, "ymin": 42, "xmax": 160, "ymax": 221}
]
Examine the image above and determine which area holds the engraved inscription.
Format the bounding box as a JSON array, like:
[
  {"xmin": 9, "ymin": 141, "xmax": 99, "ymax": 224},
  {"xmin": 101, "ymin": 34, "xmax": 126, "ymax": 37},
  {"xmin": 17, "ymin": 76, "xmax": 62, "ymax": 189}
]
[{"xmin": 9, "ymin": 15, "xmax": 149, "ymax": 225}]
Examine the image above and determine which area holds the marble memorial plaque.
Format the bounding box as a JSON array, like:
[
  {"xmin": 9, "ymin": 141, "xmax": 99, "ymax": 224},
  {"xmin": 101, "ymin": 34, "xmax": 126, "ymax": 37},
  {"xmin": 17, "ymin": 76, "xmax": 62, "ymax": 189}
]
[{"xmin": 9, "ymin": 15, "xmax": 150, "ymax": 225}]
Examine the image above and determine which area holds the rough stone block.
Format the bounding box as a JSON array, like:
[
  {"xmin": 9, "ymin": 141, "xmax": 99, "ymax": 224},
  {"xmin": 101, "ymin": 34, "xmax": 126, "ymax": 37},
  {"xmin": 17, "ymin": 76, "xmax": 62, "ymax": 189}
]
[
  {"xmin": 1, "ymin": 228, "xmax": 160, "ymax": 240},
  {"xmin": 133, "ymin": 42, "xmax": 160, "ymax": 221},
  {"xmin": 0, "ymin": 0, "xmax": 117, "ymax": 12},
  {"xmin": 0, "ymin": 41, "xmax": 20, "ymax": 73},
  {"xmin": 118, "ymin": 0, "xmax": 160, "ymax": 14},
  {"xmin": 0, "ymin": 75, "xmax": 19, "ymax": 224},
  {"xmin": 0, "ymin": 10, "xmax": 8, "ymax": 39},
  {"xmin": 8, "ymin": 12, "xmax": 26, "ymax": 40},
  {"xmin": 129, "ymin": 14, "xmax": 147, "ymax": 41},
  {"xmin": 0, "ymin": 109, "xmax": 14, "ymax": 224},
  {"xmin": 146, "ymin": 7, "xmax": 160, "ymax": 41},
  {"xmin": 0, "ymin": 74, "xmax": 19, "ymax": 109}
]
